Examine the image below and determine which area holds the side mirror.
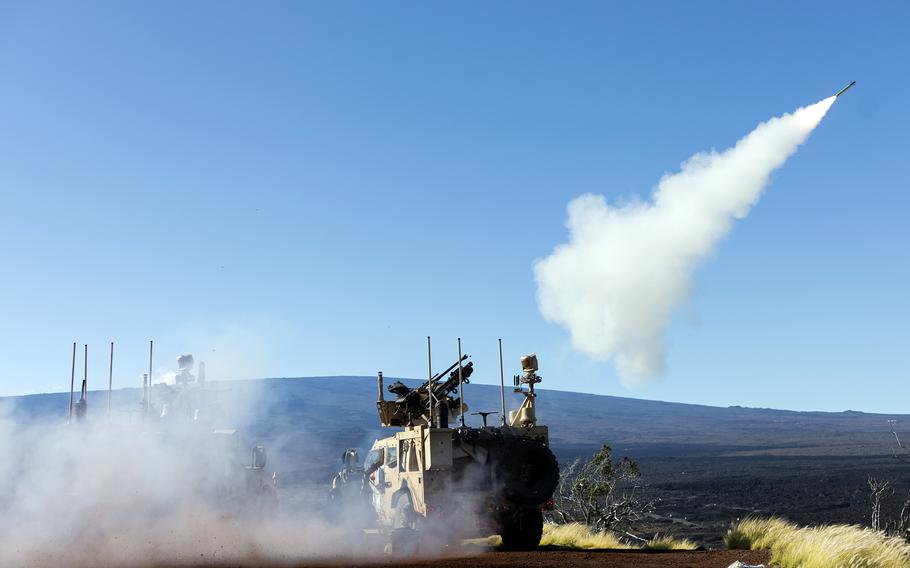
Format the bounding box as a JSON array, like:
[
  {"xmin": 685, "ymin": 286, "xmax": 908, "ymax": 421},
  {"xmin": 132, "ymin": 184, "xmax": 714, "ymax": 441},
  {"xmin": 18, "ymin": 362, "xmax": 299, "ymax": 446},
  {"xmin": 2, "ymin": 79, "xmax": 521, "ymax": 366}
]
[{"xmin": 251, "ymin": 445, "xmax": 267, "ymax": 469}]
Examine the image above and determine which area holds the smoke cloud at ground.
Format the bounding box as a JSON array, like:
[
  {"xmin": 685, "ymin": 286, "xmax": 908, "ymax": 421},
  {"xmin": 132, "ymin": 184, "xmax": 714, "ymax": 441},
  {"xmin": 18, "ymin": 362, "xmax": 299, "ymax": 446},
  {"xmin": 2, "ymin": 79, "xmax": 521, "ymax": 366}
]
[
  {"xmin": 535, "ymin": 97, "xmax": 836, "ymax": 384},
  {"xmin": 0, "ymin": 383, "xmax": 376, "ymax": 567}
]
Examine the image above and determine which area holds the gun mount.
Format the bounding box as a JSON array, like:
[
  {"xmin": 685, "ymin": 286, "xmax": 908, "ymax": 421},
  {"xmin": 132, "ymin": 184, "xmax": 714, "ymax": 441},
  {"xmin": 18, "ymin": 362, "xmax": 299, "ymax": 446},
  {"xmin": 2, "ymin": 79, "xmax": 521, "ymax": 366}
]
[{"xmin": 377, "ymin": 356, "xmax": 474, "ymax": 428}]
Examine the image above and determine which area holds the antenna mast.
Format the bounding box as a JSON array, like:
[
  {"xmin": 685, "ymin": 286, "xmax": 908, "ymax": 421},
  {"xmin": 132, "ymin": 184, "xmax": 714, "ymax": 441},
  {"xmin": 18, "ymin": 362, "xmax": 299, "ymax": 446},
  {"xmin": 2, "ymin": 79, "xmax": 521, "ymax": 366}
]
[
  {"xmin": 498, "ymin": 338, "xmax": 506, "ymax": 426},
  {"xmin": 147, "ymin": 340, "xmax": 153, "ymax": 416},
  {"xmin": 426, "ymin": 336, "xmax": 434, "ymax": 427},
  {"xmin": 74, "ymin": 344, "xmax": 88, "ymax": 421},
  {"xmin": 457, "ymin": 338, "xmax": 465, "ymax": 427},
  {"xmin": 108, "ymin": 342, "xmax": 114, "ymax": 420},
  {"xmin": 68, "ymin": 342, "xmax": 76, "ymax": 422}
]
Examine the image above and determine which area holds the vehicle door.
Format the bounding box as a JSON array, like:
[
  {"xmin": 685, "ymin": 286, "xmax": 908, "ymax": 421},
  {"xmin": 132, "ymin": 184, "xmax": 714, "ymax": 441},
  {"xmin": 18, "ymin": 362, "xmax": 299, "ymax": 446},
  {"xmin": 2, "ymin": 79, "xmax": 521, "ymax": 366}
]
[
  {"xmin": 381, "ymin": 442, "xmax": 400, "ymax": 517},
  {"xmin": 364, "ymin": 448, "xmax": 385, "ymax": 515}
]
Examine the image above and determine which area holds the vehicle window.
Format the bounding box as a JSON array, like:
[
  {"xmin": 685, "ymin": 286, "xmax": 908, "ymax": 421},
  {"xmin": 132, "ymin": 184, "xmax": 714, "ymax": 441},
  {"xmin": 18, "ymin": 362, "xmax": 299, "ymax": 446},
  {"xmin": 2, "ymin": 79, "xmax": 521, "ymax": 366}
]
[
  {"xmin": 365, "ymin": 448, "xmax": 384, "ymax": 474},
  {"xmin": 404, "ymin": 440, "xmax": 419, "ymax": 472},
  {"xmin": 386, "ymin": 446, "xmax": 398, "ymax": 469}
]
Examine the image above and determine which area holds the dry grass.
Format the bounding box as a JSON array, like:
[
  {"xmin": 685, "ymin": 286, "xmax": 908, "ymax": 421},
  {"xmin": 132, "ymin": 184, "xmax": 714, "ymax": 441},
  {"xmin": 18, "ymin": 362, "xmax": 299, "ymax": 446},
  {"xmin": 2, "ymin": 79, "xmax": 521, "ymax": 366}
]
[
  {"xmin": 725, "ymin": 517, "xmax": 910, "ymax": 568},
  {"xmin": 471, "ymin": 522, "xmax": 696, "ymax": 551},
  {"xmin": 540, "ymin": 523, "xmax": 633, "ymax": 549},
  {"xmin": 538, "ymin": 523, "xmax": 695, "ymax": 550},
  {"xmin": 642, "ymin": 534, "xmax": 698, "ymax": 551},
  {"xmin": 725, "ymin": 516, "xmax": 795, "ymax": 550}
]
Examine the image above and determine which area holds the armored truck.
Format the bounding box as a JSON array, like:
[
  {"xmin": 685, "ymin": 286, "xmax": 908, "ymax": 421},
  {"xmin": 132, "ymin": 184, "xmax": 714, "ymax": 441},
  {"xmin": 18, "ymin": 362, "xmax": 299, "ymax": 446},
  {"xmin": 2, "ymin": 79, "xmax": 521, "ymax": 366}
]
[{"xmin": 362, "ymin": 350, "xmax": 559, "ymax": 551}]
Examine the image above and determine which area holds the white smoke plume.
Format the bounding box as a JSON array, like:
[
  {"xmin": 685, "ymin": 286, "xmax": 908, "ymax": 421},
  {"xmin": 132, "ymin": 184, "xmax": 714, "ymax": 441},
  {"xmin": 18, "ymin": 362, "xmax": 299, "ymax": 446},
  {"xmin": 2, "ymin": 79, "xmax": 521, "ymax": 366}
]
[
  {"xmin": 535, "ymin": 97, "xmax": 836, "ymax": 384},
  {"xmin": 0, "ymin": 384, "xmax": 376, "ymax": 567}
]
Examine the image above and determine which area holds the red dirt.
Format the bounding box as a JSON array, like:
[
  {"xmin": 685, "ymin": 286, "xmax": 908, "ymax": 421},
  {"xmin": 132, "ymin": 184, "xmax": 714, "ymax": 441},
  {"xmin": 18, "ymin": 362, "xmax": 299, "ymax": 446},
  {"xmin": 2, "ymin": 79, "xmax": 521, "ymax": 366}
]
[{"xmin": 283, "ymin": 549, "xmax": 772, "ymax": 568}]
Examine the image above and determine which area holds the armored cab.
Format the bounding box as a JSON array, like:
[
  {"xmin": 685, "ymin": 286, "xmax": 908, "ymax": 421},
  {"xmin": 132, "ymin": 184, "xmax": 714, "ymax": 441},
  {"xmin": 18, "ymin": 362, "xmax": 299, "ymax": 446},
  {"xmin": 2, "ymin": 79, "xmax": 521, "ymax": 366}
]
[{"xmin": 361, "ymin": 349, "xmax": 559, "ymax": 551}]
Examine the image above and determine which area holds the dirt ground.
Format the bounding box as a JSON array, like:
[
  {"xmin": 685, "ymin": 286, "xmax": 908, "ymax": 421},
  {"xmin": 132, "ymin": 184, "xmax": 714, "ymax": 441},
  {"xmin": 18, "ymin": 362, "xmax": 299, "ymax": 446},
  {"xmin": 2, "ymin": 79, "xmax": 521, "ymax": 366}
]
[{"xmin": 258, "ymin": 549, "xmax": 772, "ymax": 568}]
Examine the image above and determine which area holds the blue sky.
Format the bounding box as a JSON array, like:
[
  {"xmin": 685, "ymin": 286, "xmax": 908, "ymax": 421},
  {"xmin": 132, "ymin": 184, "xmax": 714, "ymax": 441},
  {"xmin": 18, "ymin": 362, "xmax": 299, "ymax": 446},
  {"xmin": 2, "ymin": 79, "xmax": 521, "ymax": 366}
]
[{"xmin": 1, "ymin": 1, "xmax": 907, "ymax": 412}]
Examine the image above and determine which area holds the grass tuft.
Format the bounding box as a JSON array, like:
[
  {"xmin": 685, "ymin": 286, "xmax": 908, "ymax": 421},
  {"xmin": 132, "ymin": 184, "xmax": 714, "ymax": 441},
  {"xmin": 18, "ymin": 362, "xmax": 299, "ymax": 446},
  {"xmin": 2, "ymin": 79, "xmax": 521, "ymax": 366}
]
[
  {"xmin": 643, "ymin": 534, "xmax": 698, "ymax": 550},
  {"xmin": 537, "ymin": 523, "xmax": 694, "ymax": 551},
  {"xmin": 725, "ymin": 516, "xmax": 793, "ymax": 550},
  {"xmin": 540, "ymin": 523, "xmax": 632, "ymax": 549},
  {"xmin": 726, "ymin": 517, "xmax": 910, "ymax": 568}
]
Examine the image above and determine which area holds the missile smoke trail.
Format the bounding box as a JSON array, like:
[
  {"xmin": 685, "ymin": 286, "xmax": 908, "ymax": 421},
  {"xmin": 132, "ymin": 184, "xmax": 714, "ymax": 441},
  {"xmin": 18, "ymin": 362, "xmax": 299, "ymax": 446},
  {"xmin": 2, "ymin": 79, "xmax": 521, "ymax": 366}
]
[{"xmin": 534, "ymin": 96, "xmax": 837, "ymax": 385}]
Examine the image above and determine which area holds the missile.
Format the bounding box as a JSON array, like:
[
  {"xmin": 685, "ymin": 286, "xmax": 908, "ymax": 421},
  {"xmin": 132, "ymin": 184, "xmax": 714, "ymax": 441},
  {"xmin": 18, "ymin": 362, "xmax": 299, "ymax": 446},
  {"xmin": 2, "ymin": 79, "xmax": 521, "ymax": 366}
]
[{"xmin": 835, "ymin": 81, "xmax": 856, "ymax": 97}]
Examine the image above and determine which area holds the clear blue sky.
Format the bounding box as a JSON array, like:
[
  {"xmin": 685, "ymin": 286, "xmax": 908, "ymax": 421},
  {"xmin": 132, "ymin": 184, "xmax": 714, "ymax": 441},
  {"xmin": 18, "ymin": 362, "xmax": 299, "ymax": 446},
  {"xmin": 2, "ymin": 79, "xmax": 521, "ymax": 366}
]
[{"xmin": 1, "ymin": 1, "xmax": 907, "ymax": 412}]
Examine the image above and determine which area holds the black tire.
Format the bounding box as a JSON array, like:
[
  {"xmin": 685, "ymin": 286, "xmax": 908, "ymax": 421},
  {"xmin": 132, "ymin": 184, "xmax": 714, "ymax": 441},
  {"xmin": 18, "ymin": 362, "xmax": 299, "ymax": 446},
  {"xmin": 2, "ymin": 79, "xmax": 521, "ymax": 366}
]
[
  {"xmin": 325, "ymin": 488, "xmax": 342, "ymax": 521},
  {"xmin": 388, "ymin": 528, "xmax": 419, "ymax": 556},
  {"xmin": 495, "ymin": 438, "xmax": 559, "ymax": 506},
  {"xmin": 257, "ymin": 484, "xmax": 279, "ymax": 518},
  {"xmin": 389, "ymin": 493, "xmax": 420, "ymax": 556},
  {"xmin": 393, "ymin": 492, "xmax": 417, "ymax": 529},
  {"xmin": 499, "ymin": 508, "xmax": 543, "ymax": 551}
]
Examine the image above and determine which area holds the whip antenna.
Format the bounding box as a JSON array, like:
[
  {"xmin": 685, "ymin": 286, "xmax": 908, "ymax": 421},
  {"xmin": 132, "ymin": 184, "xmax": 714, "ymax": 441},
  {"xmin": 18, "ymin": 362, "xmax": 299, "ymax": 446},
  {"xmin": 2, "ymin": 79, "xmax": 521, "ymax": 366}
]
[
  {"xmin": 108, "ymin": 342, "xmax": 114, "ymax": 421},
  {"xmin": 147, "ymin": 340, "xmax": 153, "ymax": 417},
  {"xmin": 498, "ymin": 338, "xmax": 506, "ymax": 426},
  {"xmin": 457, "ymin": 338, "xmax": 465, "ymax": 427},
  {"xmin": 68, "ymin": 342, "xmax": 76, "ymax": 422}
]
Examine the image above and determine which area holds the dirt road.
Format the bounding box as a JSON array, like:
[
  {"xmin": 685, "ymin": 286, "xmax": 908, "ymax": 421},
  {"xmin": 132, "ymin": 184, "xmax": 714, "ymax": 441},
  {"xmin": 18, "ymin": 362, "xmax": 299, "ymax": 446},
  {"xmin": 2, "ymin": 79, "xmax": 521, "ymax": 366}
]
[{"xmin": 295, "ymin": 549, "xmax": 772, "ymax": 568}]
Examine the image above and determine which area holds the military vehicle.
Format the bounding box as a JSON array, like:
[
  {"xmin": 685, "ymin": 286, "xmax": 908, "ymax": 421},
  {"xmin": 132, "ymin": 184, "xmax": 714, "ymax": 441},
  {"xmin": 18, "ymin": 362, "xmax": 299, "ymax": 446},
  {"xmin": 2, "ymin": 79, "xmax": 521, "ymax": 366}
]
[
  {"xmin": 143, "ymin": 353, "xmax": 280, "ymax": 517},
  {"xmin": 65, "ymin": 343, "xmax": 280, "ymax": 517},
  {"xmin": 354, "ymin": 345, "xmax": 559, "ymax": 552},
  {"xmin": 327, "ymin": 449, "xmax": 373, "ymax": 524}
]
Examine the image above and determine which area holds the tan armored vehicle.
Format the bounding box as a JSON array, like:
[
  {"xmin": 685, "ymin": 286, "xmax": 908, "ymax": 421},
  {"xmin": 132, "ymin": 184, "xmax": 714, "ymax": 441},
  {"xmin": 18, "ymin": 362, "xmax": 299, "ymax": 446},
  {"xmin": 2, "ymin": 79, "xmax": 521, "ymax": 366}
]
[{"xmin": 363, "ymin": 349, "xmax": 559, "ymax": 551}]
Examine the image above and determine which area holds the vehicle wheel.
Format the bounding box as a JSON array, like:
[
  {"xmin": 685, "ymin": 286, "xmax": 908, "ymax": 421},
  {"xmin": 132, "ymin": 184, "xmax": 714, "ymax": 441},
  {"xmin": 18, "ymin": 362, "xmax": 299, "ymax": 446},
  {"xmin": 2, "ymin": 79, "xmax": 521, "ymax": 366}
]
[
  {"xmin": 389, "ymin": 493, "xmax": 419, "ymax": 556},
  {"xmin": 257, "ymin": 484, "xmax": 279, "ymax": 518},
  {"xmin": 325, "ymin": 488, "xmax": 341, "ymax": 521},
  {"xmin": 388, "ymin": 528, "xmax": 419, "ymax": 556},
  {"xmin": 394, "ymin": 492, "xmax": 417, "ymax": 529},
  {"xmin": 495, "ymin": 438, "xmax": 559, "ymax": 506},
  {"xmin": 499, "ymin": 508, "xmax": 543, "ymax": 551}
]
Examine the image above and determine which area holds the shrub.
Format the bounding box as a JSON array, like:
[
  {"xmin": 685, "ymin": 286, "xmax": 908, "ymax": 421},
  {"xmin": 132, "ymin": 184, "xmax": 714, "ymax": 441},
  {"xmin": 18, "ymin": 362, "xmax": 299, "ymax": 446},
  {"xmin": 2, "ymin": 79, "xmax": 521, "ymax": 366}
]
[{"xmin": 549, "ymin": 445, "xmax": 653, "ymax": 534}]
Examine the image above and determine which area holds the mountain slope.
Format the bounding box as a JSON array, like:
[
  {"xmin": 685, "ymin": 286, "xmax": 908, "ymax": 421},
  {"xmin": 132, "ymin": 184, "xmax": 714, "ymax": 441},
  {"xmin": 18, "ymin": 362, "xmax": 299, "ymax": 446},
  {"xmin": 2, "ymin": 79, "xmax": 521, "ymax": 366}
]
[
  {"xmin": 7, "ymin": 376, "xmax": 907, "ymax": 543},
  {"xmin": 11, "ymin": 376, "xmax": 902, "ymax": 460}
]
